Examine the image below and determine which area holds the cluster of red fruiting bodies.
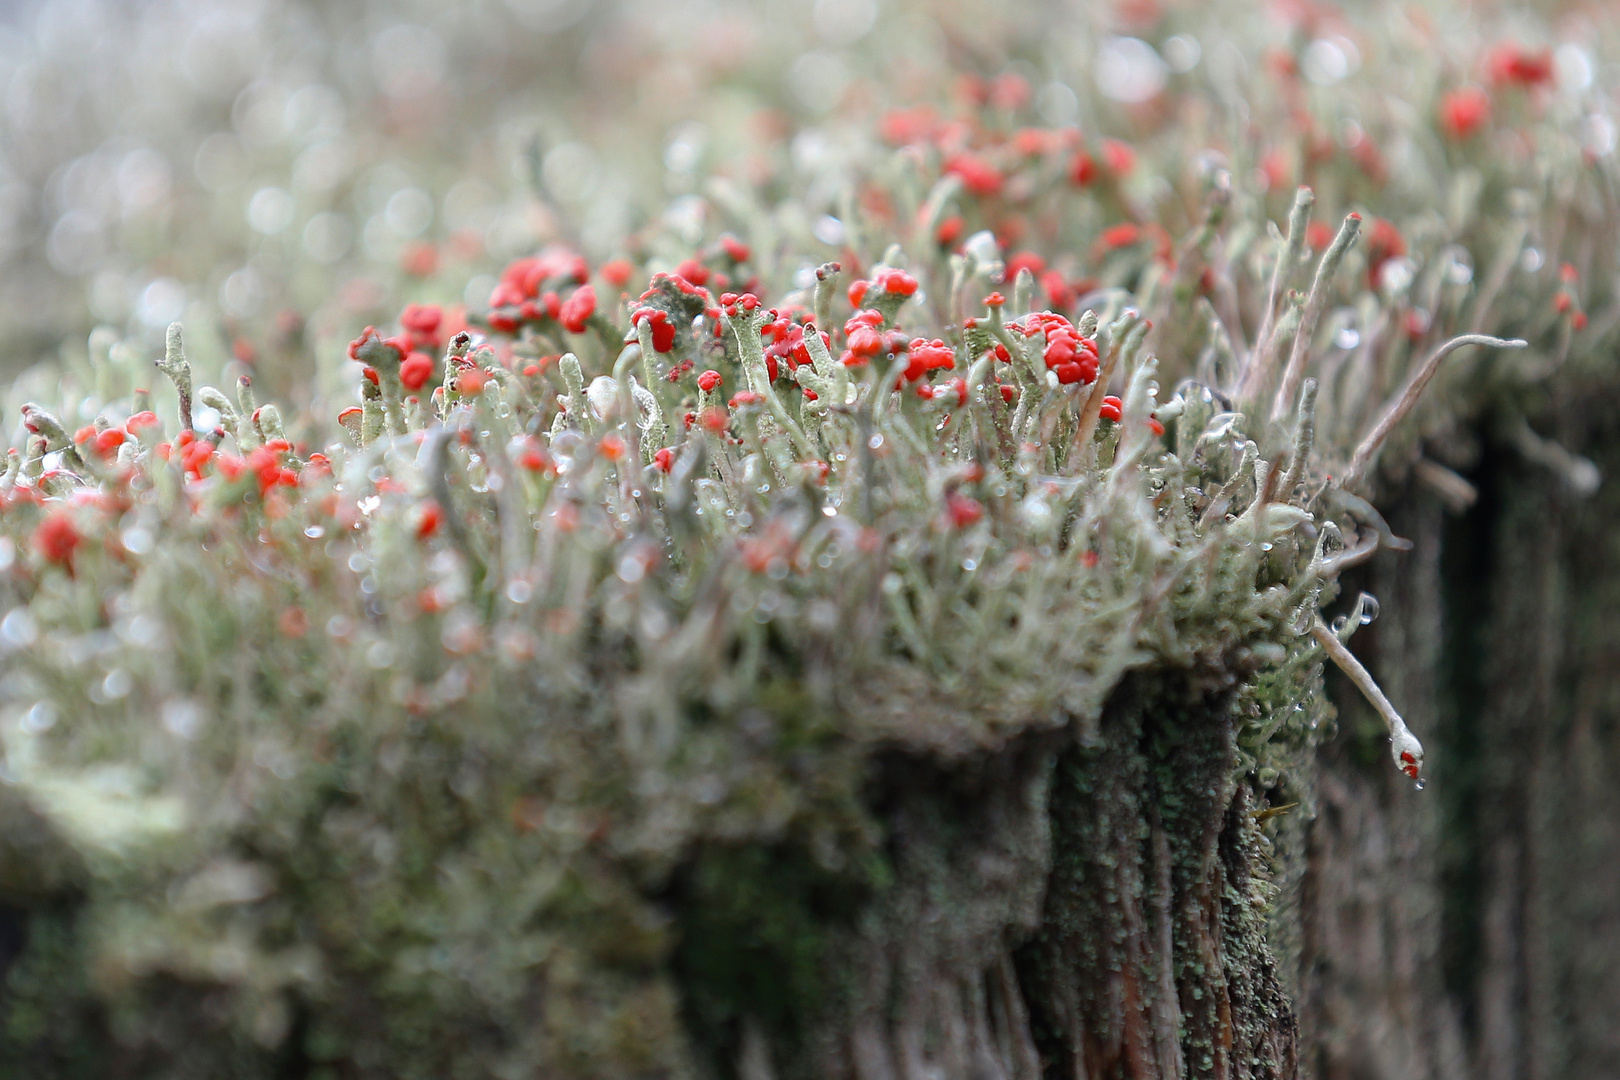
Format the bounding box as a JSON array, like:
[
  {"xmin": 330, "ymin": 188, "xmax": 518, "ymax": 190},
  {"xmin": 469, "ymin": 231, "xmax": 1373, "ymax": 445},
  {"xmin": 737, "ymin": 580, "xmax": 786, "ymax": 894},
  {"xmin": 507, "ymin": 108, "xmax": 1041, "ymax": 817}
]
[
  {"xmin": 346, "ymin": 302, "xmax": 458, "ymax": 392},
  {"xmin": 456, "ymin": 253, "xmax": 1118, "ymax": 417},
  {"xmin": 18, "ymin": 406, "xmax": 330, "ymax": 572},
  {"xmin": 19, "ymin": 236, "xmax": 1137, "ymax": 572},
  {"xmin": 14, "ymin": 33, "xmax": 1587, "ymax": 576}
]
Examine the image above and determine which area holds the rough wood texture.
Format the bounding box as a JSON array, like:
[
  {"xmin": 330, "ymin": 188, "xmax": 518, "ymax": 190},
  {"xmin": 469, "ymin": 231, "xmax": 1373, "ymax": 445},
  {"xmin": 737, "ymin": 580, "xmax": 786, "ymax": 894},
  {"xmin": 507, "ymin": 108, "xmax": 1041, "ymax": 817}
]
[
  {"xmin": 684, "ymin": 670, "xmax": 1301, "ymax": 1080},
  {"xmin": 1465, "ymin": 387, "xmax": 1620, "ymax": 1080},
  {"xmin": 1014, "ymin": 672, "xmax": 1296, "ymax": 1080},
  {"xmin": 1297, "ymin": 378, "xmax": 1620, "ymax": 1080},
  {"xmin": 1295, "ymin": 494, "xmax": 1469, "ymax": 1080}
]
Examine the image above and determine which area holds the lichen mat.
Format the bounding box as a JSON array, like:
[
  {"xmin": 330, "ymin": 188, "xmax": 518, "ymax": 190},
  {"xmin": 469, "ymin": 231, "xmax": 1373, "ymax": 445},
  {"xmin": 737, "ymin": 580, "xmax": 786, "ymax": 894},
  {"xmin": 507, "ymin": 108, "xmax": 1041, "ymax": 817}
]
[{"xmin": 0, "ymin": 8, "xmax": 1610, "ymax": 1079}]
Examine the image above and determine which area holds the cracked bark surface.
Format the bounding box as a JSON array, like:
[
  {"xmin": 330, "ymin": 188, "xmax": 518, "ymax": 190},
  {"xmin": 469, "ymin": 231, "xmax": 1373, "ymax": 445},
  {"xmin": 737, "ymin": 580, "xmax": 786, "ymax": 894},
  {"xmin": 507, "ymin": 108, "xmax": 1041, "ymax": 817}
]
[{"xmin": 714, "ymin": 671, "xmax": 1300, "ymax": 1080}]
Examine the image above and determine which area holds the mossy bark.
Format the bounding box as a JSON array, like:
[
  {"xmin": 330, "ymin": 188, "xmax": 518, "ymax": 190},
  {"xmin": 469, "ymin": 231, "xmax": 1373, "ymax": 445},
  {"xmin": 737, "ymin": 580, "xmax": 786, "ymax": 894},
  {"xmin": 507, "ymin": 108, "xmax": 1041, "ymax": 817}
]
[
  {"xmin": 678, "ymin": 669, "xmax": 1299, "ymax": 1080},
  {"xmin": 0, "ymin": 666, "xmax": 1302, "ymax": 1080},
  {"xmin": 1016, "ymin": 672, "xmax": 1297, "ymax": 1080}
]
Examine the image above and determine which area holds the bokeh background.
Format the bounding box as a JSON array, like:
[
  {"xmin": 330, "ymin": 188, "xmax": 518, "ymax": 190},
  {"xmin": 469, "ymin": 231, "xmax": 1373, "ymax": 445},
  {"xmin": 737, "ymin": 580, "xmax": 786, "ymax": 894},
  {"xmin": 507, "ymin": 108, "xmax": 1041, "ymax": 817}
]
[{"xmin": 5, "ymin": 0, "xmax": 1603, "ymax": 405}]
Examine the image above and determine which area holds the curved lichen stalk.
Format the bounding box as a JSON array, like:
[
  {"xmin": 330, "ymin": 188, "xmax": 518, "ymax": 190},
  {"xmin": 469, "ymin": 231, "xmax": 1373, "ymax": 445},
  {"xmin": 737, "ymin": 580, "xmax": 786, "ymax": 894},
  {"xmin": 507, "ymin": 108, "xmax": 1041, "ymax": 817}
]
[{"xmin": 1310, "ymin": 617, "xmax": 1425, "ymax": 784}]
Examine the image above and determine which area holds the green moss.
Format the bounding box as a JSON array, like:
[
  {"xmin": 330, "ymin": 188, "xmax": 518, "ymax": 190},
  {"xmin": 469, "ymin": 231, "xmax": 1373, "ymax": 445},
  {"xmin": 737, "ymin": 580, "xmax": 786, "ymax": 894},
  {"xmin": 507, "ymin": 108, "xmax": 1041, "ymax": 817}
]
[
  {"xmin": 674, "ymin": 839, "xmax": 884, "ymax": 1076},
  {"xmin": 1, "ymin": 909, "xmax": 102, "ymax": 1078}
]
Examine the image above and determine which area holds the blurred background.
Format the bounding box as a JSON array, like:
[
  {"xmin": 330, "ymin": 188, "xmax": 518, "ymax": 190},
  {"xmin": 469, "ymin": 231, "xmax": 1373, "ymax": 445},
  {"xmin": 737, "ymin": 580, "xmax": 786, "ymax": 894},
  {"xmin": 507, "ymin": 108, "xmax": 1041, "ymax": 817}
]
[{"xmin": 0, "ymin": 0, "xmax": 980, "ymax": 386}]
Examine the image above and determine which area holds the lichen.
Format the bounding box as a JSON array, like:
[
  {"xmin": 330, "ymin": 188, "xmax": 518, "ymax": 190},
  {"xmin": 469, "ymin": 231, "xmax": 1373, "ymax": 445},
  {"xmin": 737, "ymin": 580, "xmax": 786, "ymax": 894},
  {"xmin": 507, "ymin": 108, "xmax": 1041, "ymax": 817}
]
[{"xmin": 0, "ymin": 6, "xmax": 1614, "ymax": 1076}]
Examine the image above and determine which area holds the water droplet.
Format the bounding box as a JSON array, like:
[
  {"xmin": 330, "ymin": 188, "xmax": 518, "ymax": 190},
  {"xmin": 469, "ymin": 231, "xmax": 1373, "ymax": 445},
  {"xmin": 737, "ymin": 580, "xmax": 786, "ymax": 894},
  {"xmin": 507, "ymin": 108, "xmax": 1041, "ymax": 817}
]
[
  {"xmin": 1413, "ymin": 778, "xmax": 1425, "ymax": 791},
  {"xmin": 962, "ymin": 558, "xmax": 978, "ymax": 572},
  {"xmin": 1302, "ymin": 37, "xmax": 1352, "ymax": 85},
  {"xmin": 101, "ymin": 669, "xmax": 133, "ymax": 700},
  {"xmin": 1095, "ymin": 36, "xmax": 1169, "ymax": 103},
  {"xmin": 813, "ymin": 215, "xmax": 846, "ymax": 246},
  {"xmin": 1378, "ymin": 257, "xmax": 1415, "ymax": 293},
  {"xmin": 1334, "ymin": 326, "xmax": 1360, "ymax": 350},
  {"xmin": 1, "ymin": 609, "xmax": 39, "ymax": 649},
  {"xmin": 867, "ymin": 433, "xmax": 885, "ymax": 450},
  {"xmin": 1259, "ymin": 542, "xmax": 1273, "ymax": 551},
  {"xmin": 304, "ymin": 524, "xmax": 326, "ymax": 539},
  {"xmin": 1521, "ymin": 247, "xmax": 1544, "ymax": 272},
  {"xmin": 1331, "ymin": 614, "xmax": 1349, "ymax": 634},
  {"xmin": 22, "ymin": 701, "xmax": 56, "ymax": 733},
  {"xmin": 1162, "ymin": 34, "xmax": 1201, "ymax": 73},
  {"xmin": 121, "ymin": 527, "xmax": 154, "ymax": 554},
  {"xmin": 1359, "ymin": 593, "xmax": 1379, "ymax": 623},
  {"xmin": 162, "ymin": 698, "xmax": 205, "ymax": 739}
]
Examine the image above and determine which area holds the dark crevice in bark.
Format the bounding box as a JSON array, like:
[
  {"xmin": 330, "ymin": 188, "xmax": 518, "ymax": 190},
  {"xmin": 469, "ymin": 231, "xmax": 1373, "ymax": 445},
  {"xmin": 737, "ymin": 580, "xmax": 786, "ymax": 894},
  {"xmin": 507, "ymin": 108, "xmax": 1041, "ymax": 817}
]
[{"xmin": 1434, "ymin": 438, "xmax": 1500, "ymax": 1039}]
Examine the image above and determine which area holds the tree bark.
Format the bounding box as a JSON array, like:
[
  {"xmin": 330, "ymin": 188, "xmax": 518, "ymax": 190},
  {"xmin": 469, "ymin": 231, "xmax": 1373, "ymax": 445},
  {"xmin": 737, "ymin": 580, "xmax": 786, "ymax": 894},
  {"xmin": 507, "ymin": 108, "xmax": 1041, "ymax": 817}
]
[
  {"xmin": 1297, "ymin": 373, "xmax": 1620, "ymax": 1080},
  {"xmin": 688, "ymin": 669, "xmax": 1301, "ymax": 1080}
]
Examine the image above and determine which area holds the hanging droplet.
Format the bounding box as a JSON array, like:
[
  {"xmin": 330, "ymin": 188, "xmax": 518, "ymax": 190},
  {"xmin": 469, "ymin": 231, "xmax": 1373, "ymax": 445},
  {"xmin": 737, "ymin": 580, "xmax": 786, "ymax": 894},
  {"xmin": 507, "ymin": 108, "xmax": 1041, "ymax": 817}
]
[
  {"xmin": 1413, "ymin": 778, "xmax": 1426, "ymax": 791},
  {"xmin": 1359, "ymin": 592, "xmax": 1379, "ymax": 624}
]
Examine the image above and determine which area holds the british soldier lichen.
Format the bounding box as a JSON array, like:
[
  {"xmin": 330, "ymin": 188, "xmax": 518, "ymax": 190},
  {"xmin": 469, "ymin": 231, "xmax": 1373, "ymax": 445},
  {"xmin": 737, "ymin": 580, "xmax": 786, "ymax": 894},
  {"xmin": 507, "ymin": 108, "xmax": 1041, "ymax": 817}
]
[{"xmin": 0, "ymin": 7, "xmax": 1612, "ymax": 1075}]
